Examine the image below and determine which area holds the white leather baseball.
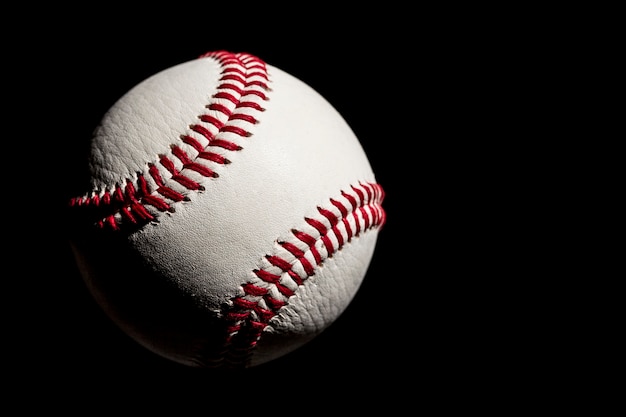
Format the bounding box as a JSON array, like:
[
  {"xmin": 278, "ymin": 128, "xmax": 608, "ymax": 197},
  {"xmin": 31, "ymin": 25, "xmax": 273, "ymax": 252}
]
[{"xmin": 68, "ymin": 50, "xmax": 386, "ymax": 369}]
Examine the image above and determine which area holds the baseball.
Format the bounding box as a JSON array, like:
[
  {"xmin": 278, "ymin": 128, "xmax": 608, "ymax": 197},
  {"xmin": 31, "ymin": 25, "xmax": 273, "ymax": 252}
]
[{"xmin": 67, "ymin": 50, "xmax": 386, "ymax": 369}]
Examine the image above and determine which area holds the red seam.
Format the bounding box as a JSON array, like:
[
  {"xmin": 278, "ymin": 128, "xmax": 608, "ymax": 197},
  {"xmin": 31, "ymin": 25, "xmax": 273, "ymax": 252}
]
[
  {"xmin": 220, "ymin": 181, "xmax": 386, "ymax": 368},
  {"xmin": 70, "ymin": 51, "xmax": 268, "ymax": 229}
]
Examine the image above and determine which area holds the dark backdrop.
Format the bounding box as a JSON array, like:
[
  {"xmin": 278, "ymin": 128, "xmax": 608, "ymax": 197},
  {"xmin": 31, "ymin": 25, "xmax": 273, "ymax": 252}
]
[{"xmin": 13, "ymin": 8, "xmax": 537, "ymax": 411}]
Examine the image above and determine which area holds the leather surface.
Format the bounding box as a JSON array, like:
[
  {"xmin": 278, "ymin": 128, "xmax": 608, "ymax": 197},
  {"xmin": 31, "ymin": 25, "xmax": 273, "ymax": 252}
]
[{"xmin": 70, "ymin": 54, "xmax": 383, "ymax": 367}]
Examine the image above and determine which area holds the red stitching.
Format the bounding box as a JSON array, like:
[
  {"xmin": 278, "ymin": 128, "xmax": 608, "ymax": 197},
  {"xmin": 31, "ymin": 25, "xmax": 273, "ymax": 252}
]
[
  {"xmin": 217, "ymin": 181, "xmax": 386, "ymax": 368},
  {"xmin": 198, "ymin": 114, "xmax": 225, "ymax": 129},
  {"xmin": 69, "ymin": 51, "xmax": 268, "ymax": 230}
]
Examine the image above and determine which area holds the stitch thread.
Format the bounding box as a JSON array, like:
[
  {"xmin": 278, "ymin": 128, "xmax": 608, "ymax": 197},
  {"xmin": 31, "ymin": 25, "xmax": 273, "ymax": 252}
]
[
  {"xmin": 69, "ymin": 51, "xmax": 266, "ymax": 231},
  {"xmin": 212, "ymin": 181, "xmax": 385, "ymax": 369}
]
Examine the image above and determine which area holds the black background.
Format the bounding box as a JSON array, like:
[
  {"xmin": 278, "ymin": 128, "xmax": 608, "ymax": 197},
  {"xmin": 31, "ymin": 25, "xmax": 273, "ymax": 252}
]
[{"xmin": 12, "ymin": 7, "xmax": 548, "ymax": 411}]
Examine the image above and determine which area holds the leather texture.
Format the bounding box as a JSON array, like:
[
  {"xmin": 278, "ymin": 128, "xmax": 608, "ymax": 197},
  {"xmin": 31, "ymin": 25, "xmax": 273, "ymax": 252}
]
[{"xmin": 69, "ymin": 52, "xmax": 384, "ymax": 368}]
